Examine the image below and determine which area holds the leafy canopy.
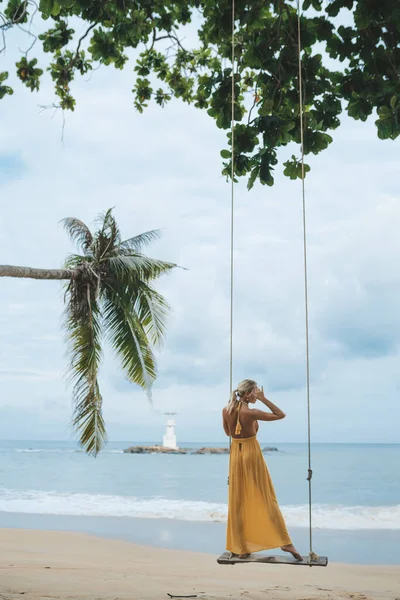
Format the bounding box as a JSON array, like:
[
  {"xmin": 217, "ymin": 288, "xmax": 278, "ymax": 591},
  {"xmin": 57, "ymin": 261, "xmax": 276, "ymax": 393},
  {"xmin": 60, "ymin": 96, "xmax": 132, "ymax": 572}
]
[
  {"xmin": 2, "ymin": 0, "xmax": 399, "ymax": 186},
  {"xmin": 62, "ymin": 209, "xmax": 176, "ymax": 455}
]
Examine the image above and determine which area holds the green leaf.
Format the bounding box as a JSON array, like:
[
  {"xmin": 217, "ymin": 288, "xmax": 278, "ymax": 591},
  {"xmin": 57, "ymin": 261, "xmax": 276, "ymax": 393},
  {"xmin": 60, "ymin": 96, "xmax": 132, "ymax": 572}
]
[
  {"xmin": 303, "ymin": 0, "xmax": 322, "ymax": 11},
  {"xmin": 60, "ymin": 95, "xmax": 76, "ymax": 111},
  {"xmin": 51, "ymin": 1, "xmax": 61, "ymax": 16},
  {"xmin": 134, "ymin": 282, "xmax": 170, "ymax": 348},
  {"xmin": 378, "ymin": 106, "xmax": 392, "ymax": 120},
  {"xmin": 64, "ymin": 291, "xmax": 105, "ymax": 456},
  {"xmin": 16, "ymin": 57, "xmax": 43, "ymax": 92},
  {"xmin": 61, "ymin": 218, "xmax": 93, "ymax": 254},
  {"xmin": 376, "ymin": 112, "xmax": 399, "ymax": 141},
  {"xmin": 259, "ymin": 98, "xmax": 274, "ymax": 116},
  {"xmin": 247, "ymin": 166, "xmax": 259, "ymax": 191},
  {"xmin": 220, "ymin": 149, "xmax": 231, "ymax": 159},
  {"xmin": 283, "ymin": 156, "xmax": 311, "ymax": 180},
  {"xmin": 259, "ymin": 154, "xmax": 274, "ymax": 187},
  {"xmin": 283, "ymin": 159, "xmax": 299, "ymax": 181},
  {"xmin": 120, "ymin": 229, "xmax": 162, "ymax": 253},
  {"xmin": 39, "ymin": 0, "xmax": 55, "ymax": 17},
  {"xmin": 105, "ymin": 254, "xmax": 176, "ymax": 283},
  {"xmin": 103, "ymin": 290, "xmax": 156, "ymax": 392},
  {"xmin": 0, "ymin": 72, "xmax": 13, "ymax": 100}
]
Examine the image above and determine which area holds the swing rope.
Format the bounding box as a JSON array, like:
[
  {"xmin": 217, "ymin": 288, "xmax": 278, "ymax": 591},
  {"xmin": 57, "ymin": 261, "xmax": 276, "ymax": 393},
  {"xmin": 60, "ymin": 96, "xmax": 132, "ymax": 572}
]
[
  {"xmin": 228, "ymin": 0, "xmax": 236, "ymax": 457},
  {"xmin": 296, "ymin": 0, "xmax": 317, "ymax": 565},
  {"xmin": 227, "ymin": 0, "xmax": 317, "ymax": 565}
]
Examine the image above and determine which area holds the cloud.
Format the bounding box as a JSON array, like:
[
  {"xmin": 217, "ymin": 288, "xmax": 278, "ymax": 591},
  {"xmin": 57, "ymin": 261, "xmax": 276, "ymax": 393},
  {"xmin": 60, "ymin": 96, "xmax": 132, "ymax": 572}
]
[
  {"xmin": 0, "ymin": 21, "xmax": 400, "ymax": 443},
  {"xmin": 0, "ymin": 153, "xmax": 27, "ymax": 185},
  {"xmin": 311, "ymin": 196, "xmax": 400, "ymax": 360},
  {"xmin": 0, "ymin": 368, "xmax": 62, "ymax": 382},
  {"xmin": 320, "ymin": 280, "xmax": 400, "ymax": 359}
]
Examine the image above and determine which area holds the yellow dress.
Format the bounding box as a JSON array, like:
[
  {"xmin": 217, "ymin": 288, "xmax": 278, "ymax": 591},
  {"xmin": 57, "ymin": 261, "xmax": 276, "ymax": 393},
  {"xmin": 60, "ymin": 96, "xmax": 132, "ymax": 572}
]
[{"xmin": 226, "ymin": 405, "xmax": 292, "ymax": 555}]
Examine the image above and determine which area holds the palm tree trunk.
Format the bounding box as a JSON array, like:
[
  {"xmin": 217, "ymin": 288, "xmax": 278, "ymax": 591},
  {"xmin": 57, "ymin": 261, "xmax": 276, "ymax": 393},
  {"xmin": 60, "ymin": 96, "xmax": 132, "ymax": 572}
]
[{"xmin": 0, "ymin": 265, "xmax": 74, "ymax": 280}]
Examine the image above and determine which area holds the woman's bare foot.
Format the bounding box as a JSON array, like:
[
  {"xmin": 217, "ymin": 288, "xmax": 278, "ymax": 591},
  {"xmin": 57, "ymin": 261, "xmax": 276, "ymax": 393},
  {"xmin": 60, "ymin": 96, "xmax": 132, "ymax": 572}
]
[
  {"xmin": 281, "ymin": 544, "xmax": 302, "ymax": 561},
  {"xmin": 238, "ymin": 553, "xmax": 250, "ymax": 559}
]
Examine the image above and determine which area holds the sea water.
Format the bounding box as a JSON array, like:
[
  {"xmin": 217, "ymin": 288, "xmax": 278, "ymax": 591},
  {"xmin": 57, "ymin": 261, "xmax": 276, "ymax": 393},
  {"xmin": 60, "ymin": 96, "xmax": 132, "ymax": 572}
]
[{"xmin": 1, "ymin": 440, "xmax": 399, "ymax": 563}]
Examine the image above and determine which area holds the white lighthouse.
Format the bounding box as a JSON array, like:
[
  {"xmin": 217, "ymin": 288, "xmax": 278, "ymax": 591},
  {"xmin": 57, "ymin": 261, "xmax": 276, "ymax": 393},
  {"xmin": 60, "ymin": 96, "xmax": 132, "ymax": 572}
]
[{"xmin": 163, "ymin": 412, "xmax": 178, "ymax": 450}]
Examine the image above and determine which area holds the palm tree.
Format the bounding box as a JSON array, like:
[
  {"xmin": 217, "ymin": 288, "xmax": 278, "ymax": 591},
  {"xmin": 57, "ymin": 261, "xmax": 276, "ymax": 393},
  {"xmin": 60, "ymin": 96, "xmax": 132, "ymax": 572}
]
[{"xmin": 0, "ymin": 209, "xmax": 176, "ymax": 455}]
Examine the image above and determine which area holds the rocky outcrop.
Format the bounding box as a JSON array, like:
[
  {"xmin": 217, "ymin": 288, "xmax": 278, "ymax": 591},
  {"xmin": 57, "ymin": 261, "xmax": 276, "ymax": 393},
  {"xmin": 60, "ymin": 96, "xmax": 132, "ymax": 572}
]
[
  {"xmin": 123, "ymin": 445, "xmax": 279, "ymax": 454},
  {"xmin": 194, "ymin": 447, "xmax": 229, "ymax": 454},
  {"xmin": 123, "ymin": 445, "xmax": 187, "ymax": 454}
]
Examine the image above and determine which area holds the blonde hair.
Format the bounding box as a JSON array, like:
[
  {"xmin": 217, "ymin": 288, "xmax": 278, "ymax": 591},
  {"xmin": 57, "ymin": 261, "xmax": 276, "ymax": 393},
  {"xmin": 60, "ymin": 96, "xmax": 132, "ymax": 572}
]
[{"xmin": 226, "ymin": 379, "xmax": 257, "ymax": 414}]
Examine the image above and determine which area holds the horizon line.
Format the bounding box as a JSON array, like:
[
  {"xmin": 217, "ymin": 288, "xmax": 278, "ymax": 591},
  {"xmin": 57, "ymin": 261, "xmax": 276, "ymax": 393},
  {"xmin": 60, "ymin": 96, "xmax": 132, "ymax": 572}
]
[{"xmin": 0, "ymin": 439, "xmax": 399, "ymax": 445}]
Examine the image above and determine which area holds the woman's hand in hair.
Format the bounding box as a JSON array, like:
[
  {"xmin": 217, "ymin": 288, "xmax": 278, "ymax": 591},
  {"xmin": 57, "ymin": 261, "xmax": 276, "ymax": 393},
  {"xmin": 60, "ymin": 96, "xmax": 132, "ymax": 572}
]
[{"xmin": 255, "ymin": 386, "xmax": 266, "ymax": 401}]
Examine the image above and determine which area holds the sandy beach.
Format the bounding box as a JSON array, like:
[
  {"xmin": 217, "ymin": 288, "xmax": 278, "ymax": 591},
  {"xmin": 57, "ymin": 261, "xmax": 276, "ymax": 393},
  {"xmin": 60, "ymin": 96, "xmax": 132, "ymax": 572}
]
[{"xmin": 1, "ymin": 529, "xmax": 399, "ymax": 600}]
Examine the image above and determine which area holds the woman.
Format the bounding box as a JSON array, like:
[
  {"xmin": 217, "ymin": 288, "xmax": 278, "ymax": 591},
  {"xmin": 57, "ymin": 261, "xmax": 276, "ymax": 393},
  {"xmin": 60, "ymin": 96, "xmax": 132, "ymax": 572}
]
[{"xmin": 222, "ymin": 379, "xmax": 301, "ymax": 560}]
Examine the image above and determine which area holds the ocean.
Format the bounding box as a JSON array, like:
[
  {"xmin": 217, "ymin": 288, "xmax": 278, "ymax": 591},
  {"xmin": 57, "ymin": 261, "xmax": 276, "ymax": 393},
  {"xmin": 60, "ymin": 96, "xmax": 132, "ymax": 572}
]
[{"xmin": 1, "ymin": 440, "xmax": 399, "ymax": 564}]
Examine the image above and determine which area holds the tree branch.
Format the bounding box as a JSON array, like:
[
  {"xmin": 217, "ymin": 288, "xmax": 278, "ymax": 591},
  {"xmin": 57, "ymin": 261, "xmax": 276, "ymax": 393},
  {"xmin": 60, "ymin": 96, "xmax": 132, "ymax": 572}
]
[
  {"xmin": 0, "ymin": 26, "xmax": 6, "ymax": 54},
  {"xmin": 71, "ymin": 22, "xmax": 96, "ymax": 67},
  {"xmin": 21, "ymin": 0, "xmax": 38, "ymax": 55},
  {"xmin": 0, "ymin": 265, "xmax": 74, "ymax": 279},
  {"xmin": 17, "ymin": 23, "xmax": 37, "ymax": 55},
  {"xmin": 0, "ymin": 0, "xmax": 28, "ymax": 30},
  {"xmin": 38, "ymin": 103, "xmax": 66, "ymax": 144},
  {"xmin": 149, "ymin": 27, "xmax": 157, "ymax": 51},
  {"xmin": 154, "ymin": 32, "xmax": 186, "ymax": 52},
  {"xmin": 248, "ymin": 72, "xmax": 262, "ymax": 125}
]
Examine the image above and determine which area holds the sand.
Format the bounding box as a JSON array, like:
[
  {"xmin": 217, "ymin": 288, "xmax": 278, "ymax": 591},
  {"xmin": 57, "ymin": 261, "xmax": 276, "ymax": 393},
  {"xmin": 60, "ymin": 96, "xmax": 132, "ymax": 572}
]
[{"xmin": 0, "ymin": 528, "xmax": 399, "ymax": 600}]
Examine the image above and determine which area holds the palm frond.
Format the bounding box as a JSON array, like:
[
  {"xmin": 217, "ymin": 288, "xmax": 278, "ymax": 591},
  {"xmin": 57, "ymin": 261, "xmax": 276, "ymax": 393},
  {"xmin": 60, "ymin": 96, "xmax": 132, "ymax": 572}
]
[
  {"xmin": 92, "ymin": 209, "xmax": 121, "ymax": 261},
  {"xmin": 61, "ymin": 218, "xmax": 93, "ymax": 255},
  {"xmin": 101, "ymin": 209, "xmax": 120, "ymax": 246},
  {"xmin": 71, "ymin": 378, "xmax": 106, "ymax": 457},
  {"xmin": 105, "ymin": 254, "xmax": 177, "ymax": 283},
  {"xmin": 134, "ymin": 282, "xmax": 171, "ymax": 347},
  {"xmin": 94, "ymin": 207, "xmax": 115, "ymax": 230},
  {"xmin": 64, "ymin": 292, "xmax": 105, "ymax": 456},
  {"xmin": 120, "ymin": 229, "xmax": 162, "ymax": 253},
  {"xmin": 102, "ymin": 288, "xmax": 156, "ymax": 393},
  {"xmin": 64, "ymin": 253, "xmax": 91, "ymax": 270}
]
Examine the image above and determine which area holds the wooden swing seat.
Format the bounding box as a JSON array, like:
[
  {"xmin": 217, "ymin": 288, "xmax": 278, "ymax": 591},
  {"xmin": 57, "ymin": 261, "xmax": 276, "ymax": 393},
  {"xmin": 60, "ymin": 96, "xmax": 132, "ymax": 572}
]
[{"xmin": 217, "ymin": 551, "xmax": 328, "ymax": 567}]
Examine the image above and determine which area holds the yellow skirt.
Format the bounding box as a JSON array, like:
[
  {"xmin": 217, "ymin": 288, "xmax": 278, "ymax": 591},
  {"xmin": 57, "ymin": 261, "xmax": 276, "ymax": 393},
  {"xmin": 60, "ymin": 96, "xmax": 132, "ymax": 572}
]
[{"xmin": 226, "ymin": 436, "xmax": 292, "ymax": 554}]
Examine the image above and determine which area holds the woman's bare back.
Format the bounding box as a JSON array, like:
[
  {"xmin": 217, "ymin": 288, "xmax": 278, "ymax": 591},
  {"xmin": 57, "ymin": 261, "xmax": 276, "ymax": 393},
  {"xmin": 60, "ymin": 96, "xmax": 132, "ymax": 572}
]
[{"xmin": 223, "ymin": 404, "xmax": 259, "ymax": 438}]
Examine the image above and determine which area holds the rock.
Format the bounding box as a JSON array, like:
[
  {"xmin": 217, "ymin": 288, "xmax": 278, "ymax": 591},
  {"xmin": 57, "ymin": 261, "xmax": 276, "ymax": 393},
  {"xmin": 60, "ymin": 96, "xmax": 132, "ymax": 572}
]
[
  {"xmin": 123, "ymin": 445, "xmax": 279, "ymax": 454},
  {"xmin": 194, "ymin": 447, "xmax": 229, "ymax": 455},
  {"xmin": 123, "ymin": 445, "xmax": 187, "ymax": 454}
]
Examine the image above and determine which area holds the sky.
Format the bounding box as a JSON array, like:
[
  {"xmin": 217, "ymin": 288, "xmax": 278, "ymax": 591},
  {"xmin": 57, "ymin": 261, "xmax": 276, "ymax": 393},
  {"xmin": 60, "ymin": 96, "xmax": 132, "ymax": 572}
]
[{"xmin": 0, "ymin": 14, "xmax": 399, "ymax": 445}]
